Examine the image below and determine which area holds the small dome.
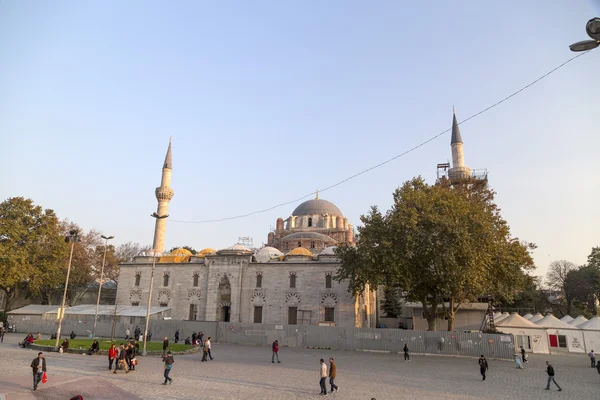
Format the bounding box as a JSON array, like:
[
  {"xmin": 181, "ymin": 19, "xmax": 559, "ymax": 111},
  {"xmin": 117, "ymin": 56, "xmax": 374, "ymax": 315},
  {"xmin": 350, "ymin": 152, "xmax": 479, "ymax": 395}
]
[
  {"xmin": 287, "ymin": 247, "xmax": 313, "ymax": 257},
  {"xmin": 292, "ymin": 198, "xmax": 343, "ymax": 217},
  {"xmin": 227, "ymin": 244, "xmax": 251, "ymax": 251},
  {"xmin": 197, "ymin": 248, "xmax": 217, "ymax": 258},
  {"xmin": 255, "ymin": 246, "xmax": 284, "ymax": 263},
  {"xmin": 169, "ymin": 248, "xmax": 193, "ymax": 256},
  {"xmin": 162, "ymin": 248, "xmax": 192, "ymax": 263},
  {"xmin": 217, "ymin": 244, "xmax": 253, "ymax": 255},
  {"xmin": 321, "ymin": 246, "xmax": 338, "ymax": 256}
]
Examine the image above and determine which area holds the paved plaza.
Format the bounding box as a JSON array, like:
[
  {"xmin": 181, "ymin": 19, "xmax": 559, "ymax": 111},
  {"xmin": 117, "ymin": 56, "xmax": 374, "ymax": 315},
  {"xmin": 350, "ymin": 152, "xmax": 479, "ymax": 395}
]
[{"xmin": 0, "ymin": 333, "xmax": 598, "ymax": 399}]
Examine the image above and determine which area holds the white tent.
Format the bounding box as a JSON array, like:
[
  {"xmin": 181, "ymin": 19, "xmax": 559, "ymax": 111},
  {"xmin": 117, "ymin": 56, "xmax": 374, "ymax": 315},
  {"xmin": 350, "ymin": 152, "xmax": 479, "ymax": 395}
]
[
  {"xmin": 535, "ymin": 314, "xmax": 586, "ymax": 353},
  {"xmin": 493, "ymin": 312, "xmax": 502, "ymax": 319},
  {"xmin": 496, "ymin": 313, "xmax": 549, "ymax": 354},
  {"xmin": 578, "ymin": 316, "xmax": 600, "ymax": 353},
  {"xmin": 569, "ymin": 316, "xmax": 588, "ymax": 326},
  {"xmin": 529, "ymin": 313, "xmax": 544, "ymax": 323},
  {"xmin": 522, "ymin": 313, "xmax": 534, "ymax": 320},
  {"xmin": 494, "ymin": 312, "xmax": 510, "ymax": 324},
  {"xmin": 559, "ymin": 315, "xmax": 574, "ymax": 324}
]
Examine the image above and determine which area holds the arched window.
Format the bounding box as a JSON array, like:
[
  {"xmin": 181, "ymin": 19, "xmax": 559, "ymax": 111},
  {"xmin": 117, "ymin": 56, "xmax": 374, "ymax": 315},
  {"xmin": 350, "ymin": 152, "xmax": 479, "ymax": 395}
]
[
  {"xmin": 135, "ymin": 273, "xmax": 141, "ymax": 287},
  {"xmin": 193, "ymin": 273, "xmax": 199, "ymax": 287},
  {"xmin": 256, "ymin": 273, "xmax": 263, "ymax": 288},
  {"xmin": 289, "ymin": 273, "xmax": 296, "ymax": 288},
  {"xmin": 163, "ymin": 273, "xmax": 170, "ymax": 287},
  {"xmin": 310, "ymin": 241, "xmax": 315, "ymax": 249},
  {"xmin": 308, "ymin": 217, "xmax": 313, "ymax": 227},
  {"xmin": 325, "ymin": 274, "xmax": 332, "ymax": 289}
]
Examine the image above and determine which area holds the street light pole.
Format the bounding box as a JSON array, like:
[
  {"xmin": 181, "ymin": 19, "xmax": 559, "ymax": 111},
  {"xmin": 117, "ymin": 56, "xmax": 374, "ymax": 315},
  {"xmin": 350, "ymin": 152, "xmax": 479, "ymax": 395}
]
[
  {"xmin": 142, "ymin": 212, "xmax": 168, "ymax": 356},
  {"xmin": 92, "ymin": 234, "xmax": 114, "ymax": 339},
  {"xmin": 54, "ymin": 230, "xmax": 80, "ymax": 350}
]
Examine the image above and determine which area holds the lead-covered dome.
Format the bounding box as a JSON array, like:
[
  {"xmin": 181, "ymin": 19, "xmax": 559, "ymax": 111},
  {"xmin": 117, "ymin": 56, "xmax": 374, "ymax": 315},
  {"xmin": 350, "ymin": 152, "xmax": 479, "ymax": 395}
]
[{"xmin": 292, "ymin": 199, "xmax": 343, "ymax": 217}]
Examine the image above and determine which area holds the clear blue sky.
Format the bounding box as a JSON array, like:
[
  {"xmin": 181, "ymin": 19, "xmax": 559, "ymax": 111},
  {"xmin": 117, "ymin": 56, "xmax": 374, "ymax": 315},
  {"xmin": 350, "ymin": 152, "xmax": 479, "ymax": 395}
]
[{"xmin": 1, "ymin": 1, "xmax": 599, "ymax": 278}]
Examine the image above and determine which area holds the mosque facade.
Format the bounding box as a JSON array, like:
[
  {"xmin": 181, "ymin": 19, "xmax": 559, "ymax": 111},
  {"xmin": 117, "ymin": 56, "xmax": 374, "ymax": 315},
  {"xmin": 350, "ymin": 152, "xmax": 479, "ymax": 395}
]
[{"xmin": 115, "ymin": 141, "xmax": 376, "ymax": 328}]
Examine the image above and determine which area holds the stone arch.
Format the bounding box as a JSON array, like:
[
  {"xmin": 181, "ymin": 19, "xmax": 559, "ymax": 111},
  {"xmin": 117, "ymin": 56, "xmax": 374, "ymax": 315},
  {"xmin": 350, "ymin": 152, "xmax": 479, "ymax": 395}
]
[{"xmin": 217, "ymin": 274, "xmax": 232, "ymax": 322}]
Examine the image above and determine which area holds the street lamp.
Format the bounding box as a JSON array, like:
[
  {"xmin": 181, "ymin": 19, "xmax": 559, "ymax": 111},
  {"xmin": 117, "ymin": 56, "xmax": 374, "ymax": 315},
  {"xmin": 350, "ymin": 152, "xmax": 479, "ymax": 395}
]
[
  {"xmin": 570, "ymin": 17, "xmax": 600, "ymax": 51},
  {"xmin": 92, "ymin": 234, "xmax": 114, "ymax": 339},
  {"xmin": 142, "ymin": 212, "xmax": 168, "ymax": 356},
  {"xmin": 54, "ymin": 229, "xmax": 81, "ymax": 350}
]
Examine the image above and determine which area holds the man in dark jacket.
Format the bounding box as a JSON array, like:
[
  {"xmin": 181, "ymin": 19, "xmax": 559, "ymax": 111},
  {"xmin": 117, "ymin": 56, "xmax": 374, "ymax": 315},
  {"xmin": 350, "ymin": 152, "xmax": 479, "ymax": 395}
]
[
  {"xmin": 545, "ymin": 361, "xmax": 562, "ymax": 391},
  {"xmin": 175, "ymin": 329, "xmax": 180, "ymax": 343},
  {"xmin": 114, "ymin": 344, "xmax": 129, "ymax": 374},
  {"xmin": 69, "ymin": 331, "xmax": 76, "ymax": 340},
  {"xmin": 329, "ymin": 357, "xmax": 339, "ymax": 392},
  {"xmin": 478, "ymin": 355, "xmax": 488, "ymax": 381},
  {"xmin": 87, "ymin": 340, "xmax": 100, "ymax": 355},
  {"xmin": 30, "ymin": 352, "xmax": 47, "ymax": 391}
]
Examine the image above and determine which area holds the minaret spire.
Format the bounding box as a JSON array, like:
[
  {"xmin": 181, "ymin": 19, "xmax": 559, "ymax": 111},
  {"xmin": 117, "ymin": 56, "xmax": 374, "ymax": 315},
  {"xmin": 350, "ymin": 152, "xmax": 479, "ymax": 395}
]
[
  {"xmin": 448, "ymin": 108, "xmax": 470, "ymax": 182},
  {"xmin": 451, "ymin": 109, "xmax": 463, "ymax": 145},
  {"xmin": 153, "ymin": 139, "xmax": 175, "ymax": 253},
  {"xmin": 316, "ymin": 189, "xmax": 319, "ymax": 200}
]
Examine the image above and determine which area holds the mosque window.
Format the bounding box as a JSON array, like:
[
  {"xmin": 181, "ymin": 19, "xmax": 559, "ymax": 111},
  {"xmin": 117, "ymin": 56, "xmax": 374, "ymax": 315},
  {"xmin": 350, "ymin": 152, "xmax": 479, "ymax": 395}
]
[
  {"xmin": 325, "ymin": 274, "xmax": 332, "ymax": 289},
  {"xmin": 308, "ymin": 217, "xmax": 313, "ymax": 227},
  {"xmin": 163, "ymin": 272, "xmax": 170, "ymax": 287},
  {"xmin": 324, "ymin": 307, "xmax": 335, "ymax": 322},
  {"xmin": 135, "ymin": 272, "xmax": 141, "ymax": 287},
  {"xmin": 289, "ymin": 272, "xmax": 296, "ymax": 288},
  {"xmin": 256, "ymin": 273, "xmax": 263, "ymax": 288},
  {"xmin": 193, "ymin": 273, "xmax": 199, "ymax": 287},
  {"xmin": 310, "ymin": 241, "xmax": 315, "ymax": 249},
  {"xmin": 160, "ymin": 302, "xmax": 168, "ymax": 308}
]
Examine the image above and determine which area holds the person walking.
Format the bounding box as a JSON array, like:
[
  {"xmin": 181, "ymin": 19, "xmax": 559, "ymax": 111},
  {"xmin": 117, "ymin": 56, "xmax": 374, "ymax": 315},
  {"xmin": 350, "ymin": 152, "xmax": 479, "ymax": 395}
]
[
  {"xmin": 192, "ymin": 332, "xmax": 197, "ymax": 345},
  {"xmin": 174, "ymin": 329, "xmax": 180, "ymax": 344},
  {"xmin": 0, "ymin": 326, "xmax": 5, "ymax": 343},
  {"xmin": 319, "ymin": 359, "xmax": 327, "ymax": 395},
  {"xmin": 329, "ymin": 358, "xmax": 339, "ymax": 393},
  {"xmin": 545, "ymin": 361, "xmax": 562, "ymax": 391},
  {"xmin": 520, "ymin": 346, "xmax": 527, "ymax": 364},
  {"xmin": 205, "ymin": 337, "xmax": 214, "ymax": 360},
  {"xmin": 272, "ymin": 340, "xmax": 281, "ymax": 363},
  {"xmin": 478, "ymin": 355, "xmax": 488, "ymax": 381},
  {"xmin": 403, "ymin": 343, "xmax": 410, "ymax": 362},
  {"xmin": 30, "ymin": 352, "xmax": 47, "ymax": 391},
  {"xmin": 162, "ymin": 337, "xmax": 169, "ymax": 357},
  {"xmin": 199, "ymin": 331, "xmax": 204, "ymax": 346},
  {"xmin": 108, "ymin": 344, "xmax": 118, "ymax": 371},
  {"xmin": 148, "ymin": 330, "xmax": 153, "ymax": 342},
  {"xmin": 114, "ymin": 344, "xmax": 129, "ymax": 374},
  {"xmin": 162, "ymin": 351, "xmax": 174, "ymax": 385},
  {"xmin": 125, "ymin": 328, "xmax": 130, "ymax": 340},
  {"xmin": 201, "ymin": 341, "xmax": 208, "ymax": 362},
  {"xmin": 127, "ymin": 343, "xmax": 136, "ymax": 371},
  {"xmin": 588, "ymin": 350, "xmax": 596, "ymax": 368}
]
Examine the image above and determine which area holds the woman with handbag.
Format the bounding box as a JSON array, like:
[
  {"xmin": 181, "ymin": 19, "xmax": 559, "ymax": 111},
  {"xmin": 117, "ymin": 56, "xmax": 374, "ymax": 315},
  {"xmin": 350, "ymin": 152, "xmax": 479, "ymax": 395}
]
[{"xmin": 108, "ymin": 344, "xmax": 118, "ymax": 371}]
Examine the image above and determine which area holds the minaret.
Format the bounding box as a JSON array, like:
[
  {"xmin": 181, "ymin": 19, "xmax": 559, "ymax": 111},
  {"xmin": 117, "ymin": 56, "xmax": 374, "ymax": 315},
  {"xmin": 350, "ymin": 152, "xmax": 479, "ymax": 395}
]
[
  {"xmin": 448, "ymin": 108, "xmax": 471, "ymax": 182},
  {"xmin": 152, "ymin": 139, "xmax": 174, "ymax": 253}
]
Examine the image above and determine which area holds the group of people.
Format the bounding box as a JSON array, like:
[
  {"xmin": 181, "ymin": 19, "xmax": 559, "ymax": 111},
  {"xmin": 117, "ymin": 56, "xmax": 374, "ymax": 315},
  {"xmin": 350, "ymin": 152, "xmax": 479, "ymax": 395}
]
[
  {"xmin": 109, "ymin": 341, "xmax": 139, "ymax": 373},
  {"xmin": 478, "ymin": 353, "xmax": 563, "ymax": 391},
  {"xmin": 318, "ymin": 358, "xmax": 339, "ymax": 395},
  {"xmin": 20, "ymin": 333, "xmax": 40, "ymax": 348}
]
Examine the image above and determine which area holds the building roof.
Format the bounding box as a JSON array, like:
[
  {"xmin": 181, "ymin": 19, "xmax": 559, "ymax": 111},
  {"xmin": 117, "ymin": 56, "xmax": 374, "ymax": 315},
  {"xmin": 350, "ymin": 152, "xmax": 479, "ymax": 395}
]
[
  {"xmin": 287, "ymin": 247, "xmax": 313, "ymax": 257},
  {"xmin": 568, "ymin": 316, "xmax": 588, "ymax": 326},
  {"xmin": 577, "ymin": 316, "xmax": 600, "ymax": 330},
  {"xmin": 522, "ymin": 313, "xmax": 534, "ymax": 320},
  {"xmin": 495, "ymin": 313, "xmax": 510, "ymax": 323},
  {"xmin": 535, "ymin": 314, "xmax": 575, "ymax": 329},
  {"xmin": 528, "ymin": 313, "xmax": 544, "ymax": 323},
  {"xmin": 496, "ymin": 313, "xmax": 543, "ymax": 328},
  {"xmin": 404, "ymin": 302, "xmax": 489, "ymax": 311},
  {"xmin": 281, "ymin": 232, "xmax": 336, "ymax": 242},
  {"xmin": 8, "ymin": 305, "xmax": 62, "ymax": 315},
  {"xmin": 254, "ymin": 246, "xmax": 284, "ymax": 263},
  {"xmin": 451, "ymin": 110, "xmax": 463, "ymax": 144},
  {"xmin": 292, "ymin": 199, "xmax": 343, "ymax": 217},
  {"xmin": 559, "ymin": 315, "xmax": 574, "ymax": 323},
  {"xmin": 163, "ymin": 138, "xmax": 172, "ymax": 169},
  {"xmin": 46, "ymin": 305, "xmax": 170, "ymax": 317}
]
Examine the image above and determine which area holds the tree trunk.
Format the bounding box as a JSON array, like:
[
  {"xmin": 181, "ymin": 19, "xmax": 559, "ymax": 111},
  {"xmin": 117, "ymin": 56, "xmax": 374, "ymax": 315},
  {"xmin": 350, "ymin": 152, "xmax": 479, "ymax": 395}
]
[
  {"xmin": 422, "ymin": 299, "xmax": 437, "ymax": 331},
  {"xmin": 447, "ymin": 296, "xmax": 456, "ymax": 332}
]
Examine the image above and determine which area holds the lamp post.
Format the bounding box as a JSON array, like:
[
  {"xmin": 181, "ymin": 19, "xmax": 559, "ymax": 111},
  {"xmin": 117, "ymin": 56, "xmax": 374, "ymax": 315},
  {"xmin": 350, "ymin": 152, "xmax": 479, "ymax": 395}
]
[
  {"xmin": 92, "ymin": 234, "xmax": 114, "ymax": 339},
  {"xmin": 570, "ymin": 17, "xmax": 600, "ymax": 51},
  {"xmin": 142, "ymin": 212, "xmax": 168, "ymax": 356},
  {"xmin": 54, "ymin": 229, "xmax": 80, "ymax": 350}
]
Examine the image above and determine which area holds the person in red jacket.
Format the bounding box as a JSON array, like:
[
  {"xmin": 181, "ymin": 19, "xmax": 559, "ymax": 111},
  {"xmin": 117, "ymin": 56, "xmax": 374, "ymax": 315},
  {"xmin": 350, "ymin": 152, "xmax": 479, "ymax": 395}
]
[
  {"xmin": 272, "ymin": 340, "xmax": 281, "ymax": 363},
  {"xmin": 108, "ymin": 344, "xmax": 119, "ymax": 371}
]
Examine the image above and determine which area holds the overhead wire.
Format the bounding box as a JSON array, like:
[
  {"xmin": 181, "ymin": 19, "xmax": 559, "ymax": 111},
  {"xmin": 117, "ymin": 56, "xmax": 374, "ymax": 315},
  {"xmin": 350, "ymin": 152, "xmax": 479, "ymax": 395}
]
[{"xmin": 171, "ymin": 51, "xmax": 590, "ymax": 224}]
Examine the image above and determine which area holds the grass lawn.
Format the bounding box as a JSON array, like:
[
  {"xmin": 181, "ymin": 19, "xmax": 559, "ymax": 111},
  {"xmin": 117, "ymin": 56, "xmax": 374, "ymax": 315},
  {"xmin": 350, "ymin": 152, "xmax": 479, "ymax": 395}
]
[{"xmin": 34, "ymin": 339, "xmax": 193, "ymax": 352}]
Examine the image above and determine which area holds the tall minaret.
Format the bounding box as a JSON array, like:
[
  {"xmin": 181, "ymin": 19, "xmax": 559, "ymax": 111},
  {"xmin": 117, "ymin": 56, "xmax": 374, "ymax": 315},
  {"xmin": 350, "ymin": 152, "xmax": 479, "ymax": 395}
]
[
  {"xmin": 448, "ymin": 108, "xmax": 471, "ymax": 182},
  {"xmin": 152, "ymin": 139, "xmax": 174, "ymax": 253}
]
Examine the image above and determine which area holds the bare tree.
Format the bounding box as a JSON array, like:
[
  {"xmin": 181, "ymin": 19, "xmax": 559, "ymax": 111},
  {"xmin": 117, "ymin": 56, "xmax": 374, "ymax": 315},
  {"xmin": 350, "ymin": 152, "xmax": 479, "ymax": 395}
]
[
  {"xmin": 116, "ymin": 242, "xmax": 151, "ymax": 264},
  {"xmin": 545, "ymin": 260, "xmax": 576, "ymax": 291}
]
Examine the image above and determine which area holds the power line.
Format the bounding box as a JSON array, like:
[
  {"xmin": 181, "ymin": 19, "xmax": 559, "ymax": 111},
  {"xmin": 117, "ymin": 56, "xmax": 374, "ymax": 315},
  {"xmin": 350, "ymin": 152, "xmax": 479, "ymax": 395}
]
[{"xmin": 171, "ymin": 51, "xmax": 589, "ymax": 224}]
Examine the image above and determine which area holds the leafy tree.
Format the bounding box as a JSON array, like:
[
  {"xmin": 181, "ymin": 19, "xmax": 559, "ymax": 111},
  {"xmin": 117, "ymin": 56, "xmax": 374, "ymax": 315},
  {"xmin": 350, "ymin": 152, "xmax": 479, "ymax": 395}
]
[
  {"xmin": 167, "ymin": 246, "xmax": 197, "ymax": 255},
  {"xmin": 0, "ymin": 197, "xmax": 68, "ymax": 311},
  {"xmin": 336, "ymin": 177, "xmax": 535, "ymax": 331},
  {"xmin": 382, "ymin": 286, "xmax": 402, "ymax": 318}
]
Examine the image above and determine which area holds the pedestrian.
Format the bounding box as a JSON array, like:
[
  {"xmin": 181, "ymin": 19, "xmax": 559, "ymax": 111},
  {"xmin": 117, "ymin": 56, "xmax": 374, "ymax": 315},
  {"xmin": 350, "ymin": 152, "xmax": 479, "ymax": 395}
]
[
  {"xmin": 588, "ymin": 350, "xmax": 596, "ymax": 368},
  {"xmin": 36, "ymin": 332, "xmax": 42, "ymax": 341},
  {"xmin": 114, "ymin": 344, "xmax": 129, "ymax": 374},
  {"xmin": 108, "ymin": 344, "xmax": 118, "ymax": 370},
  {"xmin": 403, "ymin": 343, "xmax": 410, "ymax": 362},
  {"xmin": 545, "ymin": 361, "xmax": 562, "ymax": 391},
  {"xmin": 148, "ymin": 330, "xmax": 152, "ymax": 342},
  {"xmin": 199, "ymin": 331, "xmax": 204, "ymax": 346},
  {"xmin": 201, "ymin": 341, "xmax": 208, "ymax": 362},
  {"xmin": 30, "ymin": 352, "xmax": 47, "ymax": 391},
  {"xmin": 272, "ymin": 340, "xmax": 281, "ymax": 363},
  {"xmin": 61, "ymin": 338, "xmax": 70, "ymax": 352},
  {"xmin": 205, "ymin": 337, "xmax": 213, "ymax": 360},
  {"xmin": 162, "ymin": 336, "xmax": 169, "ymax": 357},
  {"xmin": 319, "ymin": 358, "xmax": 327, "ymax": 395},
  {"xmin": 87, "ymin": 340, "xmax": 99, "ymax": 355},
  {"xmin": 185, "ymin": 337, "xmax": 191, "ymax": 345},
  {"xmin": 125, "ymin": 328, "xmax": 130, "ymax": 340},
  {"xmin": 192, "ymin": 332, "xmax": 197, "ymax": 345},
  {"xmin": 134, "ymin": 326, "xmax": 141, "ymax": 340},
  {"xmin": 175, "ymin": 329, "xmax": 179, "ymax": 344},
  {"xmin": 162, "ymin": 351, "xmax": 174, "ymax": 385},
  {"xmin": 329, "ymin": 357, "xmax": 339, "ymax": 393},
  {"xmin": 478, "ymin": 355, "xmax": 488, "ymax": 381},
  {"xmin": 70, "ymin": 331, "xmax": 76, "ymax": 340},
  {"xmin": 520, "ymin": 346, "xmax": 527, "ymax": 363},
  {"xmin": 0, "ymin": 326, "xmax": 5, "ymax": 343}
]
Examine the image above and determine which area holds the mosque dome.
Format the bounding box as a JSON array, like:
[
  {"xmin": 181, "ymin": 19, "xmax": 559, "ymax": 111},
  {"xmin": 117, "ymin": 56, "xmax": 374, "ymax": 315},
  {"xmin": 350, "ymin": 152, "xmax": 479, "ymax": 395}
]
[
  {"xmin": 218, "ymin": 244, "xmax": 253, "ymax": 255},
  {"xmin": 255, "ymin": 246, "xmax": 284, "ymax": 263},
  {"xmin": 287, "ymin": 247, "xmax": 313, "ymax": 257},
  {"xmin": 163, "ymin": 248, "xmax": 193, "ymax": 263},
  {"xmin": 227, "ymin": 244, "xmax": 251, "ymax": 251},
  {"xmin": 197, "ymin": 248, "xmax": 217, "ymax": 258},
  {"xmin": 292, "ymin": 198, "xmax": 343, "ymax": 217}
]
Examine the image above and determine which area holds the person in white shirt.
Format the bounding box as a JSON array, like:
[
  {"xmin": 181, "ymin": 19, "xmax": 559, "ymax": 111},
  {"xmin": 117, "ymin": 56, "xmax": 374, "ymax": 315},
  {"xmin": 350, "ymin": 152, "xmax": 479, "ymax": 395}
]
[
  {"xmin": 319, "ymin": 359, "xmax": 327, "ymax": 395},
  {"xmin": 125, "ymin": 328, "xmax": 130, "ymax": 340},
  {"xmin": 589, "ymin": 350, "xmax": 596, "ymax": 368}
]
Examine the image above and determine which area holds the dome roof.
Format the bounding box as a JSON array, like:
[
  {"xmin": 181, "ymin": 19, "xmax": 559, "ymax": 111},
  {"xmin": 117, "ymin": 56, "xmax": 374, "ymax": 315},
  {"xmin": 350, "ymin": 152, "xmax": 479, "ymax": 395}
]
[
  {"xmin": 228, "ymin": 244, "xmax": 251, "ymax": 251},
  {"xmin": 161, "ymin": 248, "xmax": 193, "ymax": 263},
  {"xmin": 169, "ymin": 248, "xmax": 193, "ymax": 256},
  {"xmin": 196, "ymin": 248, "xmax": 216, "ymax": 258},
  {"xmin": 321, "ymin": 246, "xmax": 338, "ymax": 256},
  {"xmin": 255, "ymin": 246, "xmax": 284, "ymax": 263},
  {"xmin": 287, "ymin": 247, "xmax": 313, "ymax": 257},
  {"xmin": 292, "ymin": 199, "xmax": 343, "ymax": 217},
  {"xmin": 281, "ymin": 232, "xmax": 337, "ymax": 242}
]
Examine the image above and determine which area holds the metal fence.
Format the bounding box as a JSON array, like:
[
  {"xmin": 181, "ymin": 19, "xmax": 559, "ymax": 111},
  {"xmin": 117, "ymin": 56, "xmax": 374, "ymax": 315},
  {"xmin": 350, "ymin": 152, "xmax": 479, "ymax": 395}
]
[{"xmin": 14, "ymin": 320, "xmax": 515, "ymax": 359}]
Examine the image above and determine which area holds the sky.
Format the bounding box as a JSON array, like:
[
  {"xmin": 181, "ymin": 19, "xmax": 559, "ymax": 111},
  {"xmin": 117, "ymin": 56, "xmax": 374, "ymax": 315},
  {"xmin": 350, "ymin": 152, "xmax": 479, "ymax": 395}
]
[{"xmin": 1, "ymin": 1, "xmax": 599, "ymax": 279}]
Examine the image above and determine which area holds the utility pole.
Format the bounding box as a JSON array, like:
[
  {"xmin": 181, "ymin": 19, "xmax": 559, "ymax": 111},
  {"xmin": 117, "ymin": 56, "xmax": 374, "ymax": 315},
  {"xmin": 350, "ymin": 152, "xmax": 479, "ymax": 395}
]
[
  {"xmin": 92, "ymin": 234, "xmax": 114, "ymax": 339},
  {"xmin": 54, "ymin": 229, "xmax": 80, "ymax": 350}
]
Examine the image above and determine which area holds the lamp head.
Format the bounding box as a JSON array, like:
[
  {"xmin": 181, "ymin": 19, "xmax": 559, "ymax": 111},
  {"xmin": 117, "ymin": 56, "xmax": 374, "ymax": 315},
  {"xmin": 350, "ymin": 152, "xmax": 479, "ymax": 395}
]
[
  {"xmin": 586, "ymin": 17, "xmax": 600, "ymax": 41},
  {"xmin": 569, "ymin": 39, "xmax": 600, "ymax": 52}
]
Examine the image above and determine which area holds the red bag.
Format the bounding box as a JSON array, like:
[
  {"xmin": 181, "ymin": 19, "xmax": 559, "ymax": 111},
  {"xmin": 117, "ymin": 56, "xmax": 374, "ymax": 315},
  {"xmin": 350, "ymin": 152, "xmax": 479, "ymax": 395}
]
[{"xmin": 42, "ymin": 372, "xmax": 47, "ymax": 384}]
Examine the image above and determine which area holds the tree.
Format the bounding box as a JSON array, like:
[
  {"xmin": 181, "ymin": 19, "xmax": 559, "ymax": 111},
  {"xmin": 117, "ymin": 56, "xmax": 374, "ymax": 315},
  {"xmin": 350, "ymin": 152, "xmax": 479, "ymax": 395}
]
[
  {"xmin": 382, "ymin": 286, "xmax": 402, "ymax": 318},
  {"xmin": 0, "ymin": 197, "xmax": 68, "ymax": 311},
  {"xmin": 336, "ymin": 177, "xmax": 535, "ymax": 331},
  {"xmin": 544, "ymin": 260, "xmax": 576, "ymax": 315},
  {"xmin": 167, "ymin": 246, "xmax": 197, "ymax": 255}
]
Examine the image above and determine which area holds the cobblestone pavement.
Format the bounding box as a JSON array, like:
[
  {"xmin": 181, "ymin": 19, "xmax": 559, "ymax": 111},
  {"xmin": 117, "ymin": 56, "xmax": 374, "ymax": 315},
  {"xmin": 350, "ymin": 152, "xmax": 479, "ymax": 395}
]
[{"xmin": 1, "ymin": 333, "xmax": 599, "ymax": 399}]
